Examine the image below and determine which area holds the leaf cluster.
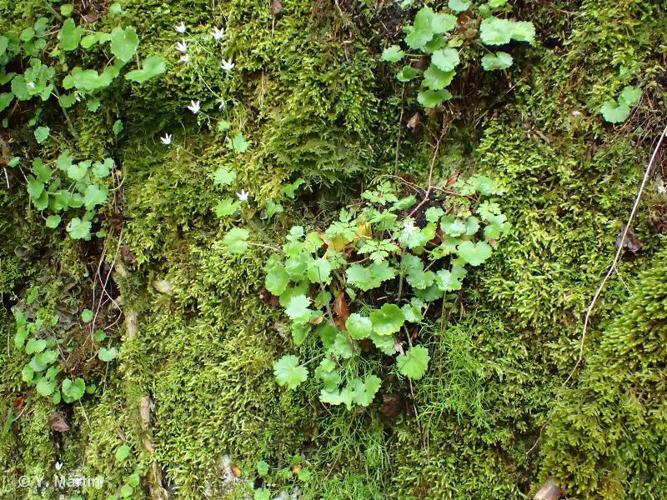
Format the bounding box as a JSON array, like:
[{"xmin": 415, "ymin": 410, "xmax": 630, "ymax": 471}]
[
  {"xmin": 381, "ymin": 2, "xmax": 535, "ymax": 108},
  {"xmin": 14, "ymin": 307, "xmax": 89, "ymax": 404},
  {"xmin": 260, "ymin": 177, "xmax": 509, "ymax": 408},
  {"xmin": 1, "ymin": 17, "xmax": 165, "ymax": 120},
  {"xmin": 23, "ymin": 152, "xmax": 114, "ymax": 240}
]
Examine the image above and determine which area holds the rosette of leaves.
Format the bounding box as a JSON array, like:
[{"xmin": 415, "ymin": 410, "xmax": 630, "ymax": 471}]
[
  {"xmin": 380, "ymin": 1, "xmax": 535, "ymax": 108},
  {"xmin": 255, "ymin": 176, "xmax": 509, "ymax": 409},
  {"xmin": 23, "ymin": 151, "xmax": 114, "ymax": 240}
]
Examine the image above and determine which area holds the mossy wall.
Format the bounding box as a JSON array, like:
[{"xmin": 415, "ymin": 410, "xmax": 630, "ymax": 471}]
[{"xmin": 1, "ymin": 0, "xmax": 666, "ymax": 498}]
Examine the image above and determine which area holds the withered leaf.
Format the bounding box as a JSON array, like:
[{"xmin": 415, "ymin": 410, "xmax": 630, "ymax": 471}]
[
  {"xmin": 616, "ymin": 228, "xmax": 642, "ymax": 254},
  {"xmin": 380, "ymin": 393, "xmax": 407, "ymax": 421},
  {"xmin": 13, "ymin": 395, "xmax": 26, "ymax": 411},
  {"xmin": 310, "ymin": 315, "xmax": 325, "ymax": 326},
  {"xmin": 406, "ymin": 112, "xmax": 422, "ymax": 132},
  {"xmin": 445, "ymin": 171, "xmax": 459, "ymax": 188},
  {"xmin": 120, "ymin": 245, "xmax": 136, "ymax": 264},
  {"xmin": 259, "ymin": 288, "xmax": 280, "ymax": 307},
  {"xmin": 333, "ymin": 292, "xmax": 350, "ymax": 329},
  {"xmin": 48, "ymin": 412, "xmax": 70, "ymax": 433}
]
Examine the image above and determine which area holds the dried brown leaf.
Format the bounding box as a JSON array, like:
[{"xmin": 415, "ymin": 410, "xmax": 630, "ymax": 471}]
[
  {"xmin": 406, "ymin": 112, "xmax": 422, "ymax": 132},
  {"xmin": 333, "ymin": 292, "xmax": 350, "ymax": 329},
  {"xmin": 48, "ymin": 412, "xmax": 70, "ymax": 433}
]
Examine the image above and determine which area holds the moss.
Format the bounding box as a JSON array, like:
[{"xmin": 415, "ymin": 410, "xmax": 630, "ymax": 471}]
[
  {"xmin": 540, "ymin": 247, "xmax": 667, "ymax": 496},
  {"xmin": 110, "ymin": 242, "xmax": 310, "ymax": 496}
]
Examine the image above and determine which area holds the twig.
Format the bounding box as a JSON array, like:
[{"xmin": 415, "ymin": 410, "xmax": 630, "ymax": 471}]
[{"xmin": 563, "ymin": 123, "xmax": 667, "ymax": 387}]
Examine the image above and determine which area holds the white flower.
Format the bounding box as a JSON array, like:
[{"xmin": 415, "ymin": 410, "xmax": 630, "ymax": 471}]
[
  {"xmin": 55, "ymin": 461, "xmax": 63, "ymax": 471},
  {"xmin": 403, "ymin": 219, "xmax": 417, "ymax": 233},
  {"xmin": 26, "ymin": 81, "xmax": 36, "ymax": 89},
  {"xmin": 187, "ymin": 100, "xmax": 201, "ymax": 114},
  {"xmin": 180, "ymin": 53, "xmax": 191, "ymax": 63},
  {"xmin": 160, "ymin": 133, "xmax": 172, "ymax": 145},
  {"xmin": 236, "ymin": 189, "xmax": 249, "ymax": 202},
  {"xmin": 175, "ymin": 40, "xmax": 188, "ymax": 53},
  {"xmin": 658, "ymin": 178, "xmax": 666, "ymax": 195},
  {"xmin": 174, "ymin": 22, "xmax": 186, "ymax": 33},
  {"xmin": 221, "ymin": 59, "xmax": 235, "ymax": 71},
  {"xmin": 211, "ymin": 27, "xmax": 225, "ymax": 40}
]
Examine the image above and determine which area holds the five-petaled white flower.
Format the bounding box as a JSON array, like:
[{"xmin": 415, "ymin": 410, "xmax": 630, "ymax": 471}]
[
  {"xmin": 236, "ymin": 189, "xmax": 249, "ymax": 202},
  {"xmin": 180, "ymin": 53, "xmax": 191, "ymax": 63},
  {"xmin": 187, "ymin": 100, "xmax": 201, "ymax": 114},
  {"xmin": 211, "ymin": 27, "xmax": 225, "ymax": 40},
  {"xmin": 175, "ymin": 40, "xmax": 188, "ymax": 53},
  {"xmin": 403, "ymin": 219, "xmax": 417, "ymax": 233},
  {"xmin": 221, "ymin": 59, "xmax": 235, "ymax": 71},
  {"xmin": 160, "ymin": 133, "xmax": 172, "ymax": 145},
  {"xmin": 174, "ymin": 22, "xmax": 186, "ymax": 33}
]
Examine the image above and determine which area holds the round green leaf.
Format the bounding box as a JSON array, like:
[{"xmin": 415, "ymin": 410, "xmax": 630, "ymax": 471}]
[
  {"xmin": 46, "ymin": 213, "xmax": 61, "ymax": 229},
  {"xmin": 479, "ymin": 17, "xmax": 514, "ymax": 45},
  {"xmin": 481, "ymin": 51, "xmax": 513, "ymax": 71},
  {"xmin": 83, "ymin": 184, "xmax": 109, "ymax": 210},
  {"xmin": 62, "ymin": 377, "xmax": 85, "ymax": 402},
  {"xmin": 34, "ymin": 126, "xmax": 50, "ymax": 144},
  {"xmin": 417, "ymin": 89, "xmax": 452, "ymax": 108},
  {"xmin": 273, "ymin": 355, "xmax": 308, "ymax": 389},
  {"xmin": 448, "ymin": 0, "xmax": 470, "ymax": 12},
  {"xmin": 25, "ymin": 338, "xmax": 47, "ymax": 354},
  {"xmin": 600, "ymin": 100, "xmax": 630, "ymax": 124},
  {"xmin": 98, "ymin": 347, "xmax": 118, "ymax": 362},
  {"xmin": 212, "ymin": 167, "xmax": 237, "ymax": 186},
  {"xmin": 381, "ymin": 45, "xmax": 405, "ymax": 63},
  {"xmin": 370, "ymin": 303, "xmax": 405, "ymax": 336},
  {"xmin": 307, "ymin": 257, "xmax": 332, "ymax": 284},
  {"xmin": 435, "ymin": 268, "xmax": 464, "ymax": 292},
  {"xmin": 346, "ymin": 313, "xmax": 373, "ymax": 340},
  {"xmin": 457, "ymin": 240, "xmax": 493, "ymax": 266},
  {"xmin": 125, "ymin": 56, "xmax": 167, "ymax": 83},
  {"xmin": 396, "ymin": 65, "xmax": 420, "ymax": 82},
  {"xmin": 110, "ymin": 26, "xmax": 139, "ymax": 62},
  {"xmin": 618, "ymin": 85, "xmax": 641, "ymax": 107},
  {"xmin": 223, "ymin": 227, "xmax": 250, "ymax": 254},
  {"xmin": 115, "ymin": 444, "xmax": 131, "ymax": 462},
  {"xmin": 265, "ymin": 264, "xmax": 289, "ymax": 296},
  {"xmin": 59, "ymin": 19, "xmax": 81, "ymax": 51},
  {"xmin": 431, "ymin": 48, "xmax": 460, "ymax": 72},
  {"xmin": 256, "ymin": 460, "xmax": 270, "ymax": 477},
  {"xmin": 81, "ymin": 308, "xmax": 94, "ymax": 323},
  {"xmin": 285, "ymin": 294, "xmax": 313, "ymax": 324},
  {"xmin": 422, "ymin": 64, "xmax": 455, "ymax": 90},
  {"xmin": 397, "ymin": 345, "xmax": 430, "ymax": 380},
  {"xmin": 0, "ymin": 92, "xmax": 14, "ymax": 112},
  {"xmin": 36, "ymin": 378, "xmax": 56, "ymax": 396}
]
